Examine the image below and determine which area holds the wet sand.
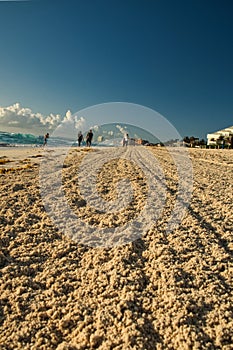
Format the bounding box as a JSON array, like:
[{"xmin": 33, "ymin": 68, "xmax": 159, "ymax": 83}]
[{"xmin": 0, "ymin": 147, "xmax": 232, "ymax": 349}]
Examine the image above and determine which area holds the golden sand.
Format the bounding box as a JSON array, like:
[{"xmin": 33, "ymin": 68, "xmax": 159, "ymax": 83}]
[{"xmin": 0, "ymin": 147, "xmax": 232, "ymax": 349}]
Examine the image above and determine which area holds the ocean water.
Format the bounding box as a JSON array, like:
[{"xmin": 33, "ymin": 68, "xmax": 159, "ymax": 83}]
[
  {"xmin": 0, "ymin": 129, "xmax": 152, "ymax": 148},
  {"xmin": 0, "ymin": 131, "xmax": 75, "ymax": 147},
  {"xmin": 0, "ymin": 131, "xmax": 125, "ymax": 147},
  {"xmin": 0, "ymin": 124, "xmax": 158, "ymax": 148}
]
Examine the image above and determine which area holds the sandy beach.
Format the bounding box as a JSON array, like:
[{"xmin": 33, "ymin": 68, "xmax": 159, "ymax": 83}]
[{"xmin": 0, "ymin": 146, "xmax": 232, "ymax": 349}]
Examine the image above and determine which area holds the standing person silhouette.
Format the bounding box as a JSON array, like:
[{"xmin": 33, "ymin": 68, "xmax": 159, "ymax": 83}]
[
  {"xmin": 86, "ymin": 129, "xmax": 93, "ymax": 147},
  {"xmin": 123, "ymin": 133, "xmax": 129, "ymax": 147},
  {"xmin": 78, "ymin": 131, "xmax": 83, "ymax": 147},
  {"xmin": 43, "ymin": 133, "xmax": 49, "ymax": 147}
]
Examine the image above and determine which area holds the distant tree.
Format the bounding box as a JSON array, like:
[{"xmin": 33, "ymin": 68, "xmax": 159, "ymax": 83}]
[
  {"xmin": 183, "ymin": 136, "xmax": 190, "ymax": 144},
  {"xmin": 224, "ymin": 137, "xmax": 231, "ymax": 148},
  {"xmin": 189, "ymin": 136, "xmax": 197, "ymax": 147},
  {"xmin": 183, "ymin": 136, "xmax": 202, "ymax": 147},
  {"xmin": 199, "ymin": 139, "xmax": 206, "ymax": 146},
  {"xmin": 216, "ymin": 135, "xmax": 225, "ymax": 148}
]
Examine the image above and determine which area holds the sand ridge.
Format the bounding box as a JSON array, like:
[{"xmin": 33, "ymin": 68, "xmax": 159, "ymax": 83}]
[{"xmin": 0, "ymin": 147, "xmax": 232, "ymax": 349}]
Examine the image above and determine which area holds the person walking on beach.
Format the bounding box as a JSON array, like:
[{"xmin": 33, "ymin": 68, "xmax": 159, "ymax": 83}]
[
  {"xmin": 78, "ymin": 131, "xmax": 83, "ymax": 147},
  {"xmin": 86, "ymin": 129, "xmax": 93, "ymax": 147},
  {"xmin": 123, "ymin": 133, "xmax": 129, "ymax": 147},
  {"xmin": 43, "ymin": 133, "xmax": 49, "ymax": 146},
  {"xmin": 230, "ymin": 136, "xmax": 233, "ymax": 149}
]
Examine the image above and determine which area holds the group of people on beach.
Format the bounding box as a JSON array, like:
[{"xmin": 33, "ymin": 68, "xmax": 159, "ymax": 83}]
[
  {"xmin": 42, "ymin": 130, "xmax": 94, "ymax": 148},
  {"xmin": 77, "ymin": 129, "xmax": 93, "ymax": 147},
  {"xmin": 43, "ymin": 130, "xmax": 132, "ymax": 147},
  {"xmin": 77, "ymin": 131, "xmax": 131, "ymax": 147}
]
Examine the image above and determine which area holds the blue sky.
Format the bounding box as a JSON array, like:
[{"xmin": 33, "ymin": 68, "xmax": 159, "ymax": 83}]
[{"xmin": 0, "ymin": 0, "xmax": 233, "ymax": 139}]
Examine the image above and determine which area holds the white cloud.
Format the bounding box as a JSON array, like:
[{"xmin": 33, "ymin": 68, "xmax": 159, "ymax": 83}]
[
  {"xmin": 55, "ymin": 113, "xmax": 87, "ymax": 139},
  {"xmin": 116, "ymin": 124, "xmax": 127, "ymax": 135},
  {"xmin": 0, "ymin": 102, "xmax": 78, "ymax": 135},
  {"xmin": 63, "ymin": 110, "xmax": 72, "ymax": 122},
  {"xmin": 74, "ymin": 116, "xmax": 86, "ymax": 131}
]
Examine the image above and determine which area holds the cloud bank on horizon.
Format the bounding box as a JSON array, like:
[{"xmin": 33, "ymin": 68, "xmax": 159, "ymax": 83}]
[
  {"xmin": 0, "ymin": 103, "xmax": 79, "ymax": 135},
  {"xmin": 0, "ymin": 103, "xmax": 132, "ymax": 141}
]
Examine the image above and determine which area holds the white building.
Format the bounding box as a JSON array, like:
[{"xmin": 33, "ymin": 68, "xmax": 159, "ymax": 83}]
[{"xmin": 207, "ymin": 125, "xmax": 233, "ymax": 146}]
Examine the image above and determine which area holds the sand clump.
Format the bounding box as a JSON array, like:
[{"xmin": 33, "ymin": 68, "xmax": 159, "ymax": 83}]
[{"xmin": 0, "ymin": 147, "xmax": 232, "ymax": 349}]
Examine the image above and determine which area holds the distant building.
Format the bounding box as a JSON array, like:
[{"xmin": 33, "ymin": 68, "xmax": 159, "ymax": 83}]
[
  {"xmin": 97, "ymin": 136, "xmax": 104, "ymax": 142},
  {"xmin": 135, "ymin": 138, "xmax": 150, "ymax": 145},
  {"xmin": 136, "ymin": 138, "xmax": 143, "ymax": 145},
  {"xmin": 207, "ymin": 125, "xmax": 233, "ymax": 147}
]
